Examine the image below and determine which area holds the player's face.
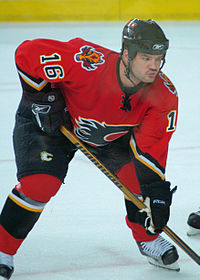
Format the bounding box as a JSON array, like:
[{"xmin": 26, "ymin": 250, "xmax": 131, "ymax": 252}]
[{"xmin": 129, "ymin": 52, "xmax": 164, "ymax": 84}]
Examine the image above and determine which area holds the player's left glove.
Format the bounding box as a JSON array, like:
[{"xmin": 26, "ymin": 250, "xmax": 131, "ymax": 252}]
[{"xmin": 135, "ymin": 181, "xmax": 177, "ymax": 235}]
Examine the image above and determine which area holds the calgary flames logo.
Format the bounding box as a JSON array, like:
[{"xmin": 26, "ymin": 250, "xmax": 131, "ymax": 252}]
[
  {"xmin": 159, "ymin": 73, "xmax": 177, "ymax": 95},
  {"xmin": 74, "ymin": 117, "xmax": 134, "ymax": 146},
  {"xmin": 74, "ymin": 46, "xmax": 105, "ymax": 71}
]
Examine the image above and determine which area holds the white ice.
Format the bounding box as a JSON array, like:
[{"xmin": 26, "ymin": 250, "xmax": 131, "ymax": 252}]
[{"xmin": 0, "ymin": 21, "xmax": 200, "ymax": 279}]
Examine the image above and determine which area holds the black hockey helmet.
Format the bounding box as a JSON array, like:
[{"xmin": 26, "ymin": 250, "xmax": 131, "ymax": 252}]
[{"xmin": 122, "ymin": 18, "xmax": 169, "ymax": 60}]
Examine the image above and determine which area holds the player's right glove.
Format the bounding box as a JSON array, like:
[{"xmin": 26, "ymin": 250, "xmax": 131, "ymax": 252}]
[{"xmin": 135, "ymin": 181, "xmax": 177, "ymax": 235}]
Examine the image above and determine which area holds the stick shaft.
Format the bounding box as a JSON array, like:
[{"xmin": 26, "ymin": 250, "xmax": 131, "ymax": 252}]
[{"xmin": 60, "ymin": 125, "xmax": 200, "ymax": 265}]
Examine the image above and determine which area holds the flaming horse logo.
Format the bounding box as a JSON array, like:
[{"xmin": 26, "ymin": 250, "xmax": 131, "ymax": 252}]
[
  {"xmin": 74, "ymin": 117, "xmax": 134, "ymax": 146},
  {"xmin": 74, "ymin": 46, "xmax": 105, "ymax": 71}
]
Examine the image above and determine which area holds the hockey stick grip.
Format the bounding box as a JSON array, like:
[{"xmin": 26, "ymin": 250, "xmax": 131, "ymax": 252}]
[{"xmin": 60, "ymin": 125, "xmax": 200, "ymax": 266}]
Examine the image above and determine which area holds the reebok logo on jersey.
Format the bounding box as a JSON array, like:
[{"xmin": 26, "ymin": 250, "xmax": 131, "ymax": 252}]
[{"xmin": 74, "ymin": 46, "xmax": 105, "ymax": 71}]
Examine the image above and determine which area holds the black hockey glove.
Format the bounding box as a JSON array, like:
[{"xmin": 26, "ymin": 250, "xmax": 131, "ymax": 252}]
[
  {"xmin": 135, "ymin": 181, "xmax": 177, "ymax": 235},
  {"xmin": 26, "ymin": 88, "xmax": 67, "ymax": 135}
]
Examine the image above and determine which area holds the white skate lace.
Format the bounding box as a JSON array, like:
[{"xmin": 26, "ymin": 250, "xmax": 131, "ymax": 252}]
[
  {"xmin": 0, "ymin": 252, "xmax": 14, "ymax": 269},
  {"xmin": 140, "ymin": 235, "xmax": 173, "ymax": 259}
]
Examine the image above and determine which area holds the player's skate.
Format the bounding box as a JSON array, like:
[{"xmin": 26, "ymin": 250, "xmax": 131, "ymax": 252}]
[
  {"xmin": 187, "ymin": 210, "xmax": 200, "ymax": 236},
  {"xmin": 0, "ymin": 252, "xmax": 14, "ymax": 279},
  {"xmin": 136, "ymin": 235, "xmax": 180, "ymax": 271}
]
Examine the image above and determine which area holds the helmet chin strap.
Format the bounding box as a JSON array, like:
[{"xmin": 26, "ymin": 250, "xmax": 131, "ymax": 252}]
[
  {"xmin": 120, "ymin": 55, "xmax": 149, "ymax": 113},
  {"xmin": 159, "ymin": 57, "xmax": 166, "ymax": 70},
  {"xmin": 121, "ymin": 56, "xmax": 137, "ymax": 87}
]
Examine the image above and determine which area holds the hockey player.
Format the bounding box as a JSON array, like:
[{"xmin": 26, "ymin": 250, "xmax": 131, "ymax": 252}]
[
  {"xmin": 187, "ymin": 210, "xmax": 200, "ymax": 236},
  {"xmin": 0, "ymin": 19, "xmax": 179, "ymax": 279}
]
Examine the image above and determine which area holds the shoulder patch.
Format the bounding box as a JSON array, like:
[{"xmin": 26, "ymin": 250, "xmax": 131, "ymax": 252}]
[
  {"xmin": 74, "ymin": 45, "xmax": 105, "ymax": 71},
  {"xmin": 159, "ymin": 73, "xmax": 177, "ymax": 95}
]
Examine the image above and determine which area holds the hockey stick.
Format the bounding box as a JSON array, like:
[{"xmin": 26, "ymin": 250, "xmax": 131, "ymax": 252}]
[{"xmin": 60, "ymin": 125, "xmax": 200, "ymax": 265}]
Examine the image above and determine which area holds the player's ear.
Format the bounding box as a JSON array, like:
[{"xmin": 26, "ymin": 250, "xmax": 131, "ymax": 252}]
[{"xmin": 122, "ymin": 48, "xmax": 129, "ymax": 64}]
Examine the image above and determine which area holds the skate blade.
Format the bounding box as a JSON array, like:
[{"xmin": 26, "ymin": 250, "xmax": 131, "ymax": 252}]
[
  {"xmin": 147, "ymin": 257, "xmax": 180, "ymax": 271},
  {"xmin": 187, "ymin": 226, "xmax": 200, "ymax": 236}
]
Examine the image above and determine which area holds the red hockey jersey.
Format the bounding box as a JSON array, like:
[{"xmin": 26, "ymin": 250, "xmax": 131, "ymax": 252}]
[{"xmin": 15, "ymin": 37, "xmax": 178, "ymax": 183}]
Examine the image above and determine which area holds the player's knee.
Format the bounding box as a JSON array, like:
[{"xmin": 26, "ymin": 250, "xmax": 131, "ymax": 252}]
[
  {"xmin": 0, "ymin": 188, "xmax": 44, "ymax": 239},
  {"xmin": 116, "ymin": 162, "xmax": 141, "ymax": 193},
  {"xmin": 17, "ymin": 174, "xmax": 62, "ymax": 203}
]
